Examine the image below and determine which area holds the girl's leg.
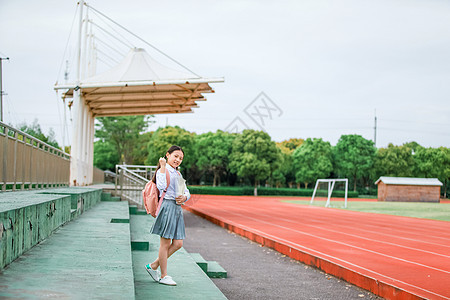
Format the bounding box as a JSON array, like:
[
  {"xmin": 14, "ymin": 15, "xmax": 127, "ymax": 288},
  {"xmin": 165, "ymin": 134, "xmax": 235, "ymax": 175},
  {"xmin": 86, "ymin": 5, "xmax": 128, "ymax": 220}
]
[{"xmin": 150, "ymin": 239, "xmax": 183, "ymax": 277}]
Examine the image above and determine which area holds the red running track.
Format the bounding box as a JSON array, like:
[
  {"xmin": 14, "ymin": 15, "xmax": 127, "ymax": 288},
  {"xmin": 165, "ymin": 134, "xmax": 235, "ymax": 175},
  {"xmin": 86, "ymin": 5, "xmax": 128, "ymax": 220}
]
[{"xmin": 184, "ymin": 195, "xmax": 450, "ymax": 300}]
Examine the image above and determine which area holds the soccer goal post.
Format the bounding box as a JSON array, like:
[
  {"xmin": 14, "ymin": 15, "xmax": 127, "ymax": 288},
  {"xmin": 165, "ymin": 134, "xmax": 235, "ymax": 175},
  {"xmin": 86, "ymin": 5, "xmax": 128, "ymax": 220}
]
[{"xmin": 310, "ymin": 179, "xmax": 348, "ymax": 208}]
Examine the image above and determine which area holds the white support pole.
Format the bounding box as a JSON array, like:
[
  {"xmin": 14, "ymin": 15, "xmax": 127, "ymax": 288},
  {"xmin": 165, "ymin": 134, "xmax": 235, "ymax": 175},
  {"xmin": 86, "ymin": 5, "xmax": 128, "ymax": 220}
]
[
  {"xmin": 80, "ymin": 99, "xmax": 89, "ymax": 185},
  {"xmin": 70, "ymin": 0, "xmax": 84, "ymax": 186},
  {"xmin": 87, "ymin": 21, "xmax": 94, "ymax": 77},
  {"xmin": 310, "ymin": 180, "xmax": 320, "ymax": 204},
  {"xmin": 325, "ymin": 180, "xmax": 335, "ymax": 208},
  {"xmin": 81, "ymin": 9, "xmax": 89, "ymax": 80},
  {"xmin": 344, "ymin": 179, "xmax": 348, "ymax": 208},
  {"xmin": 87, "ymin": 110, "xmax": 94, "ymax": 184},
  {"xmin": 70, "ymin": 95, "xmax": 80, "ymax": 185}
]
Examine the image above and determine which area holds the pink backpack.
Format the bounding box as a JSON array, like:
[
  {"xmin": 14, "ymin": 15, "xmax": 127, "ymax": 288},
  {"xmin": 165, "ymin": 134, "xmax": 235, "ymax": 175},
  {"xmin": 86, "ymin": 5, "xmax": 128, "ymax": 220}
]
[{"xmin": 142, "ymin": 170, "xmax": 170, "ymax": 217}]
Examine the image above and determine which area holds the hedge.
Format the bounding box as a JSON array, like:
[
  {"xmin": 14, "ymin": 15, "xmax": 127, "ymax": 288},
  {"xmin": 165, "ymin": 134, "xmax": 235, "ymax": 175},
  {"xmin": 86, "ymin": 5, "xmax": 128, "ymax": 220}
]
[{"xmin": 189, "ymin": 186, "xmax": 359, "ymax": 198}]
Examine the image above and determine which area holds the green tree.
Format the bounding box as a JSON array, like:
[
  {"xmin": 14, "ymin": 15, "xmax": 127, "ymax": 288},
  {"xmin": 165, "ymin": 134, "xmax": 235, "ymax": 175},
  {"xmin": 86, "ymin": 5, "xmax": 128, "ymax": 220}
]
[
  {"xmin": 414, "ymin": 147, "xmax": 450, "ymax": 198},
  {"xmin": 145, "ymin": 126, "xmax": 196, "ymax": 171},
  {"xmin": 132, "ymin": 132, "xmax": 153, "ymax": 165},
  {"xmin": 229, "ymin": 130, "xmax": 280, "ymax": 195},
  {"xmin": 195, "ymin": 130, "xmax": 236, "ymax": 186},
  {"xmin": 333, "ymin": 134, "xmax": 376, "ymax": 191},
  {"xmin": 276, "ymin": 140, "xmax": 304, "ymax": 188},
  {"xmin": 93, "ymin": 140, "xmax": 120, "ymax": 171},
  {"xmin": 373, "ymin": 143, "xmax": 416, "ymax": 179},
  {"xmin": 95, "ymin": 115, "xmax": 153, "ymax": 164},
  {"xmin": 18, "ymin": 119, "xmax": 60, "ymax": 149},
  {"xmin": 403, "ymin": 141, "xmax": 423, "ymax": 154},
  {"xmin": 277, "ymin": 138, "xmax": 304, "ymax": 151},
  {"xmin": 292, "ymin": 138, "xmax": 333, "ymax": 189}
]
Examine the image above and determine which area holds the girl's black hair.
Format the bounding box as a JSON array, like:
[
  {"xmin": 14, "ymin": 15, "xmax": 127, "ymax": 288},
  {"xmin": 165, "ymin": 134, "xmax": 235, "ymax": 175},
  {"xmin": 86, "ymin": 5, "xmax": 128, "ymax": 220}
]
[{"xmin": 151, "ymin": 145, "xmax": 184, "ymax": 183}]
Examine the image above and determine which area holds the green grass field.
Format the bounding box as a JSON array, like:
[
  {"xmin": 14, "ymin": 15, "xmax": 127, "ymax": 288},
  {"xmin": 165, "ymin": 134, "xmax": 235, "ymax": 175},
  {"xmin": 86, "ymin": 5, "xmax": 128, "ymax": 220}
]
[{"xmin": 282, "ymin": 200, "xmax": 450, "ymax": 222}]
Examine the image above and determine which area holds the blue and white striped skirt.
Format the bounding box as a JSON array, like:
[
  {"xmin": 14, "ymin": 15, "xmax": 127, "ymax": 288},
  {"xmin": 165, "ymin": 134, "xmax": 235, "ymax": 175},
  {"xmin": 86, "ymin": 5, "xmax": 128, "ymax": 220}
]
[{"xmin": 150, "ymin": 199, "xmax": 185, "ymax": 240}]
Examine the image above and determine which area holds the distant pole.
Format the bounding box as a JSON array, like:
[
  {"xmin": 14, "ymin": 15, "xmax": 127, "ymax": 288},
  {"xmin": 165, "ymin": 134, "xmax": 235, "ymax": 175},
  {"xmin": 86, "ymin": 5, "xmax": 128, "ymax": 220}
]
[
  {"xmin": 374, "ymin": 109, "xmax": 377, "ymax": 147},
  {"xmin": 0, "ymin": 57, "xmax": 10, "ymax": 122}
]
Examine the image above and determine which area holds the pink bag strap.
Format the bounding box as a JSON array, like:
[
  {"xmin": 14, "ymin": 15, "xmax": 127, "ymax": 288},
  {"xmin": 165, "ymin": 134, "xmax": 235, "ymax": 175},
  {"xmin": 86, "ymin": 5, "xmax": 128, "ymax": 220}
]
[{"xmin": 155, "ymin": 169, "xmax": 171, "ymax": 216}]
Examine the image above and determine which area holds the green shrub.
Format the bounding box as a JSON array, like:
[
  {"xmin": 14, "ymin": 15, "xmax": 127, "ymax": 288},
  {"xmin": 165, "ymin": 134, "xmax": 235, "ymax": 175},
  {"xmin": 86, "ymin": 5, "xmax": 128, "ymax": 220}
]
[
  {"xmin": 188, "ymin": 186, "xmax": 254, "ymax": 196},
  {"xmin": 188, "ymin": 186, "xmax": 358, "ymax": 198}
]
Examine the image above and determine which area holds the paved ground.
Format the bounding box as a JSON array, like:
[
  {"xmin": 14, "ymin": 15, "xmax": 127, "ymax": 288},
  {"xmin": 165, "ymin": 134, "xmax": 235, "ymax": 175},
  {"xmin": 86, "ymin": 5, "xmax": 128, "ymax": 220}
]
[{"xmin": 183, "ymin": 210, "xmax": 381, "ymax": 300}]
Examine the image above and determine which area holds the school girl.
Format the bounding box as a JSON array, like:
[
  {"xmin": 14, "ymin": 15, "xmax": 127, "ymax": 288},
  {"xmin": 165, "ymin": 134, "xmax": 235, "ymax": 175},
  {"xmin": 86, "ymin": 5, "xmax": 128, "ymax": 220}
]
[{"xmin": 145, "ymin": 145, "xmax": 190, "ymax": 286}]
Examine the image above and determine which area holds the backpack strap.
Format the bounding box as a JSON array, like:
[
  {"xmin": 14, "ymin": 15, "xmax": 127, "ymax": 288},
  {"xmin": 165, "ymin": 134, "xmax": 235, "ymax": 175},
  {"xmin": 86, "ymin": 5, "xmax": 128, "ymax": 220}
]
[{"xmin": 155, "ymin": 169, "xmax": 171, "ymax": 216}]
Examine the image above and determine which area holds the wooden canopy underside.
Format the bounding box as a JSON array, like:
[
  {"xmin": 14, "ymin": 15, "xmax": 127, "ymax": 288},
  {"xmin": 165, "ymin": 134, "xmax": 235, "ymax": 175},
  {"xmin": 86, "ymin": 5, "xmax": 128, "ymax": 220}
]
[{"xmin": 62, "ymin": 82, "xmax": 214, "ymax": 117}]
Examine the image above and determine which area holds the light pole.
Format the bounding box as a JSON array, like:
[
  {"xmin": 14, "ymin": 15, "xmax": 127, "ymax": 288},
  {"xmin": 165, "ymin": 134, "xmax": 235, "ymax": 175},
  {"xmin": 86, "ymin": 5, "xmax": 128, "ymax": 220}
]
[{"xmin": 0, "ymin": 56, "xmax": 10, "ymax": 122}]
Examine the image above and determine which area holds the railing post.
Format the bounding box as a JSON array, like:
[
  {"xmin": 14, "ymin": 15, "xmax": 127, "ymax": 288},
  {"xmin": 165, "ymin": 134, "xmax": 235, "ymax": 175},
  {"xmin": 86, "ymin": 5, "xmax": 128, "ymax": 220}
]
[
  {"xmin": 12, "ymin": 131, "xmax": 18, "ymax": 191},
  {"xmin": 120, "ymin": 168, "xmax": 124, "ymax": 199},
  {"xmin": 21, "ymin": 134, "xmax": 25, "ymax": 190},
  {"xmin": 29, "ymin": 136, "xmax": 33, "ymax": 190},
  {"xmin": 2, "ymin": 126, "xmax": 7, "ymax": 191},
  {"xmin": 115, "ymin": 165, "xmax": 118, "ymax": 197}
]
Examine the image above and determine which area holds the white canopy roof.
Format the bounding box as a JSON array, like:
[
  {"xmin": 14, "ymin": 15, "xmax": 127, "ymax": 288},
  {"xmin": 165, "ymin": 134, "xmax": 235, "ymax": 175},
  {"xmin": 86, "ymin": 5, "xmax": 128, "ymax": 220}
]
[
  {"xmin": 375, "ymin": 177, "xmax": 443, "ymax": 186},
  {"xmin": 55, "ymin": 48, "xmax": 224, "ymax": 116}
]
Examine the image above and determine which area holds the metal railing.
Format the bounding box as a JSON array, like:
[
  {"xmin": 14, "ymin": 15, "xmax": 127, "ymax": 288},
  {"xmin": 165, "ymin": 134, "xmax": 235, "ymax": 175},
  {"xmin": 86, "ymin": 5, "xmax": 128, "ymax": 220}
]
[
  {"xmin": 0, "ymin": 121, "xmax": 70, "ymax": 191},
  {"xmin": 115, "ymin": 164, "xmax": 157, "ymax": 206}
]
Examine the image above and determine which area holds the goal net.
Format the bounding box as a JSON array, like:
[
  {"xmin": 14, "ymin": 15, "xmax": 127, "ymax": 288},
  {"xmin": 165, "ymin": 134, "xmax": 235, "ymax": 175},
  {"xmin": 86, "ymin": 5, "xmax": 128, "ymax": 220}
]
[{"xmin": 310, "ymin": 179, "xmax": 348, "ymax": 208}]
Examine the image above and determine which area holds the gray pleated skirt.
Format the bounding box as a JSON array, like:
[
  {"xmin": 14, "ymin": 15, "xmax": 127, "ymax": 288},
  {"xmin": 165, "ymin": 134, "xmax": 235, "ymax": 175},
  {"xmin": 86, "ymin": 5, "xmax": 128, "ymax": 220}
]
[{"xmin": 150, "ymin": 199, "xmax": 185, "ymax": 240}]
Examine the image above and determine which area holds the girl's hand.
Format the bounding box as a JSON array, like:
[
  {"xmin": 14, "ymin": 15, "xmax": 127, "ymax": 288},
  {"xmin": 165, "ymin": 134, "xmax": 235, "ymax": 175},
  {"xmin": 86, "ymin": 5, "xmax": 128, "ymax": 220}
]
[
  {"xmin": 175, "ymin": 195, "xmax": 187, "ymax": 205},
  {"xmin": 159, "ymin": 157, "xmax": 166, "ymax": 167}
]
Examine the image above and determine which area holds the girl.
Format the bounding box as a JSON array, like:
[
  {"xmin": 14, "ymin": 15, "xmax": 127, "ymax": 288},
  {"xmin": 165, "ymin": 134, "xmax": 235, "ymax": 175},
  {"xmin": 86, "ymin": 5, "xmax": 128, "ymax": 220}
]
[{"xmin": 145, "ymin": 145, "xmax": 190, "ymax": 286}]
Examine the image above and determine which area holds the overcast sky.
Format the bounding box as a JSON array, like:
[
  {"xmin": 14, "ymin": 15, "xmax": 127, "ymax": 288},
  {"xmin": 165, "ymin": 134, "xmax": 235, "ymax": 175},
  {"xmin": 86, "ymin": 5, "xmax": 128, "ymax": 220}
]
[{"xmin": 1, "ymin": 0, "xmax": 449, "ymax": 149}]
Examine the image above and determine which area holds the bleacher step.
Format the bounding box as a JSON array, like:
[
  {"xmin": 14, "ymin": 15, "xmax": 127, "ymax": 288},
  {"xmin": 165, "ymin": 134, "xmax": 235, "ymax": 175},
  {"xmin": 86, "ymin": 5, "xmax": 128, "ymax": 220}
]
[
  {"xmin": 130, "ymin": 213, "xmax": 226, "ymax": 299},
  {"xmin": 101, "ymin": 192, "xmax": 111, "ymax": 201},
  {"xmin": 206, "ymin": 261, "xmax": 227, "ymax": 278},
  {"xmin": 129, "ymin": 205, "xmax": 138, "ymax": 215},
  {"xmin": 189, "ymin": 253, "xmax": 227, "ymax": 278},
  {"xmin": 190, "ymin": 253, "xmax": 208, "ymax": 272},
  {"xmin": 131, "ymin": 241, "xmax": 149, "ymax": 251},
  {"xmin": 0, "ymin": 201, "xmax": 135, "ymax": 298}
]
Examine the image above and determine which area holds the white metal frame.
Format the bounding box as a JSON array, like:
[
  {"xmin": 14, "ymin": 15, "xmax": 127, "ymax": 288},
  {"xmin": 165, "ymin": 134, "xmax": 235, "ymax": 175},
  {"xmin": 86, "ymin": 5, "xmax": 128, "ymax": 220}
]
[
  {"xmin": 310, "ymin": 179, "xmax": 348, "ymax": 208},
  {"xmin": 115, "ymin": 164, "xmax": 157, "ymax": 207}
]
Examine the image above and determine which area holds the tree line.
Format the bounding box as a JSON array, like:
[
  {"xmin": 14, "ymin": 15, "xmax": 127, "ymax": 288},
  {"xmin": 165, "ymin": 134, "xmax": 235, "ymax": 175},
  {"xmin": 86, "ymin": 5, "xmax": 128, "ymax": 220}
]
[
  {"xmin": 93, "ymin": 116, "xmax": 450, "ymax": 197},
  {"xmin": 15, "ymin": 117, "xmax": 447, "ymax": 197}
]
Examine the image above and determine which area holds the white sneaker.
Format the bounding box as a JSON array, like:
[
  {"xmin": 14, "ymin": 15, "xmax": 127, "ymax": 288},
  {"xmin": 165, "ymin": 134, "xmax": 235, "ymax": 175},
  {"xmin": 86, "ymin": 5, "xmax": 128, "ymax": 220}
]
[
  {"xmin": 159, "ymin": 275, "xmax": 177, "ymax": 286},
  {"xmin": 145, "ymin": 264, "xmax": 160, "ymax": 282}
]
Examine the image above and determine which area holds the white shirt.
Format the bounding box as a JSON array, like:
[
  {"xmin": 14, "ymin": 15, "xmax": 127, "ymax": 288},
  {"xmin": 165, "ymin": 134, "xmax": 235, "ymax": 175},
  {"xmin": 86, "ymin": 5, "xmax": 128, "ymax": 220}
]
[{"xmin": 156, "ymin": 164, "xmax": 191, "ymax": 202}]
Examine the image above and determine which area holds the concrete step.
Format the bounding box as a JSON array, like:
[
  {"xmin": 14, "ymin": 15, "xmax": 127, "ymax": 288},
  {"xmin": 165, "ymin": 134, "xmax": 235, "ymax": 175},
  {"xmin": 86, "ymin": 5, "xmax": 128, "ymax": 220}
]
[
  {"xmin": 189, "ymin": 253, "xmax": 227, "ymax": 278},
  {"xmin": 129, "ymin": 214, "xmax": 226, "ymax": 299},
  {"xmin": 206, "ymin": 261, "xmax": 227, "ymax": 278},
  {"xmin": 190, "ymin": 253, "xmax": 208, "ymax": 272},
  {"xmin": 101, "ymin": 192, "xmax": 112, "ymax": 201},
  {"xmin": 131, "ymin": 241, "xmax": 149, "ymax": 251},
  {"xmin": 129, "ymin": 205, "xmax": 148, "ymax": 216},
  {"xmin": 129, "ymin": 205, "xmax": 147, "ymax": 215},
  {"xmin": 129, "ymin": 205, "xmax": 138, "ymax": 215},
  {"xmin": 0, "ymin": 201, "xmax": 135, "ymax": 298}
]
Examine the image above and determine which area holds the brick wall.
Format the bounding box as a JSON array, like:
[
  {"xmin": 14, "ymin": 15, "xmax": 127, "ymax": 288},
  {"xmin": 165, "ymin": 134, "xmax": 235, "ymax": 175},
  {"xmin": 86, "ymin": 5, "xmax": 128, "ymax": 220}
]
[{"xmin": 377, "ymin": 182, "xmax": 440, "ymax": 202}]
